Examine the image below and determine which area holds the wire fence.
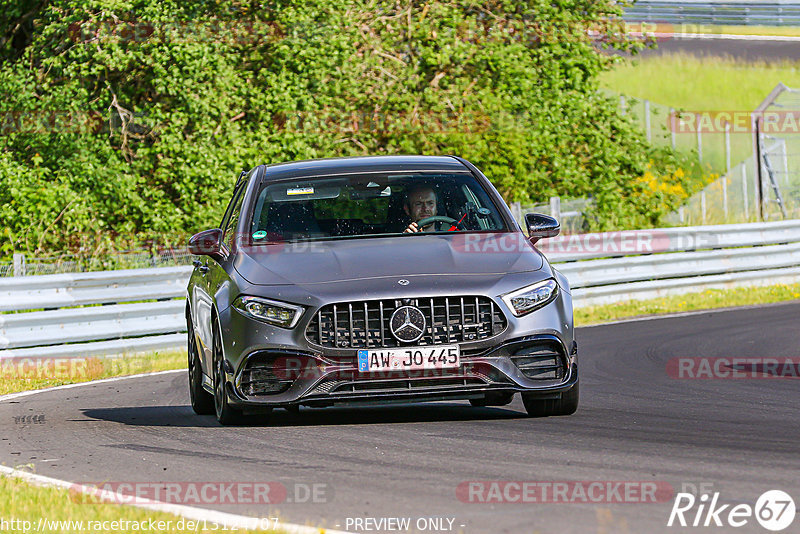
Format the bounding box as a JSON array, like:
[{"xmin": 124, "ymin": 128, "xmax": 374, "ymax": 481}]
[
  {"xmin": 618, "ymin": 94, "xmax": 752, "ymax": 179},
  {"xmin": 664, "ymin": 157, "xmax": 759, "ymax": 225},
  {"xmin": 0, "ymin": 249, "xmax": 194, "ymax": 277},
  {"xmin": 758, "ymin": 87, "xmax": 800, "ymax": 221},
  {"xmin": 511, "ymin": 198, "xmax": 593, "ymax": 235},
  {"xmin": 664, "ymin": 84, "xmax": 800, "ymax": 224}
]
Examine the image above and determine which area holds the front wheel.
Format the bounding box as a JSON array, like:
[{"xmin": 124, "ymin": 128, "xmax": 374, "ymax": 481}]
[
  {"xmin": 522, "ymin": 382, "xmax": 579, "ymax": 417},
  {"xmin": 212, "ymin": 324, "xmax": 245, "ymax": 426},
  {"xmin": 187, "ymin": 317, "xmax": 214, "ymax": 415}
]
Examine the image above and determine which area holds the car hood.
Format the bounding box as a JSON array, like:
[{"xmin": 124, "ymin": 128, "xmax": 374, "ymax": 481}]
[{"xmin": 234, "ymin": 232, "xmax": 544, "ymax": 286}]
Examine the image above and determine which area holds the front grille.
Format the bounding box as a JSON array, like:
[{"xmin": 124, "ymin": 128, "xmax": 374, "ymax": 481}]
[
  {"xmin": 511, "ymin": 341, "xmax": 567, "ymax": 380},
  {"xmin": 306, "ymin": 296, "xmax": 506, "ymax": 349}
]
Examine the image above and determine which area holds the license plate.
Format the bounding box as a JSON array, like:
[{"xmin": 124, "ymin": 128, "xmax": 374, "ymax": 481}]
[{"xmin": 357, "ymin": 345, "xmax": 460, "ymax": 372}]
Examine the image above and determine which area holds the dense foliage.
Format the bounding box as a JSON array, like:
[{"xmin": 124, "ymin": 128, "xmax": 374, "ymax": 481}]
[{"xmin": 0, "ymin": 0, "xmax": 704, "ymax": 256}]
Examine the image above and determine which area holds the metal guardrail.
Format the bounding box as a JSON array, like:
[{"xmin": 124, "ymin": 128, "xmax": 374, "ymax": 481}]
[
  {"xmin": 0, "ymin": 250, "xmax": 193, "ymax": 278},
  {"xmin": 543, "ymin": 219, "xmax": 800, "ymax": 263},
  {"xmin": 1, "ymin": 220, "xmax": 799, "ymax": 358},
  {"xmin": 0, "ymin": 266, "xmax": 191, "ymax": 359},
  {"xmin": 624, "ymin": 1, "xmax": 800, "ymax": 26},
  {"xmin": 554, "ymin": 220, "xmax": 800, "ymax": 306},
  {"xmin": 0, "ymin": 301, "xmax": 184, "ymax": 350},
  {"xmin": 0, "ymin": 266, "xmax": 192, "ymax": 312}
]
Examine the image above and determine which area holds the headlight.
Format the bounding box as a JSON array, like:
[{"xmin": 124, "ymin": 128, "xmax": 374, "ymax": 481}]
[
  {"xmin": 232, "ymin": 296, "xmax": 304, "ymax": 328},
  {"xmin": 501, "ymin": 279, "xmax": 558, "ymax": 316}
]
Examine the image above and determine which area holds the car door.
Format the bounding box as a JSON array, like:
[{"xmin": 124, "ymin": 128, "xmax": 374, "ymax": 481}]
[
  {"xmin": 192, "ymin": 177, "xmax": 247, "ymax": 371},
  {"xmin": 200, "ymin": 174, "xmax": 249, "ymax": 371}
]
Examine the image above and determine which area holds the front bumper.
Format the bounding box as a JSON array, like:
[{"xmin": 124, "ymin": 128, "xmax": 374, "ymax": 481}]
[
  {"xmin": 224, "ymin": 335, "xmax": 578, "ymax": 408},
  {"xmin": 215, "ymin": 288, "xmax": 576, "ymax": 409}
]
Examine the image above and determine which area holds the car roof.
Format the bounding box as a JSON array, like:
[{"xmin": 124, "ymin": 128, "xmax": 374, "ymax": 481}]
[{"xmin": 259, "ymin": 155, "xmax": 469, "ymax": 181}]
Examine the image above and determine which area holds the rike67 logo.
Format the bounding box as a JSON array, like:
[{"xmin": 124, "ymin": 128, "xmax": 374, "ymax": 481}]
[{"xmin": 668, "ymin": 490, "xmax": 796, "ymax": 531}]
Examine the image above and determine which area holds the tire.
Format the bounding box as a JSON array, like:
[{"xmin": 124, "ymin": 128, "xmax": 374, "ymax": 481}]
[
  {"xmin": 522, "ymin": 381, "xmax": 579, "ymax": 417},
  {"xmin": 187, "ymin": 317, "xmax": 214, "ymax": 415},
  {"xmin": 469, "ymin": 392, "xmax": 515, "ymax": 407},
  {"xmin": 212, "ymin": 322, "xmax": 245, "ymax": 426}
]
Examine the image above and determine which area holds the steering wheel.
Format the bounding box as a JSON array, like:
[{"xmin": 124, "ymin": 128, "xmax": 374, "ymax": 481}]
[{"xmin": 415, "ymin": 215, "xmax": 463, "ymax": 231}]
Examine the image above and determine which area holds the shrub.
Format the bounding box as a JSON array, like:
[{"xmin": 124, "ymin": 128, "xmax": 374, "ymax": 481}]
[{"xmin": 0, "ymin": 0, "xmax": 696, "ymax": 256}]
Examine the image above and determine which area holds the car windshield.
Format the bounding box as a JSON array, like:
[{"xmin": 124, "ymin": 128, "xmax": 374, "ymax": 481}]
[{"xmin": 248, "ymin": 172, "xmax": 510, "ymax": 243}]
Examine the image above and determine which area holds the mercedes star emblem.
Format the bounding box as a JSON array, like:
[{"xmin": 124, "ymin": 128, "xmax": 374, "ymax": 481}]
[{"xmin": 389, "ymin": 305, "xmax": 426, "ymax": 343}]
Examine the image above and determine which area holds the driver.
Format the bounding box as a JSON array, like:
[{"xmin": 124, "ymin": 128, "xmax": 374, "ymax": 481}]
[{"xmin": 403, "ymin": 186, "xmax": 438, "ymax": 233}]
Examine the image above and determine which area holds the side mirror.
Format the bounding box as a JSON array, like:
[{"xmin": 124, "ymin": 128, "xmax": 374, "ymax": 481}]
[
  {"xmin": 525, "ymin": 213, "xmax": 560, "ymax": 243},
  {"xmin": 188, "ymin": 228, "xmax": 224, "ymax": 257}
]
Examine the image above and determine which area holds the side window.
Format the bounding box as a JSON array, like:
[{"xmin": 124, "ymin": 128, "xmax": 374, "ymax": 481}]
[{"xmin": 222, "ymin": 186, "xmax": 246, "ymax": 252}]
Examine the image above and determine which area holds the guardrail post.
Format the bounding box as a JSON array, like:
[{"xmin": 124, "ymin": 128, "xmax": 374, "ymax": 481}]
[
  {"xmin": 550, "ymin": 196, "xmax": 561, "ymax": 221},
  {"xmin": 12, "ymin": 253, "xmax": 26, "ymax": 277},
  {"xmin": 510, "ymin": 201, "xmax": 522, "ymax": 225},
  {"xmin": 755, "ymin": 116, "xmax": 765, "ymax": 220},
  {"xmin": 780, "ymin": 138, "xmax": 789, "ymax": 187},
  {"xmin": 742, "ymin": 163, "xmax": 749, "ymax": 220},
  {"xmin": 725, "ymin": 121, "xmax": 731, "ymax": 173},
  {"xmin": 701, "ymin": 191, "xmax": 707, "ymax": 224},
  {"xmin": 696, "ymin": 114, "xmax": 703, "ymax": 162},
  {"xmin": 670, "ymin": 107, "xmax": 676, "ymax": 149}
]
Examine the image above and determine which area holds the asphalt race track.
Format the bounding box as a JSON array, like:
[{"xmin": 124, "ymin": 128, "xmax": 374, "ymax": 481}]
[
  {"xmin": 2, "ymin": 302, "xmax": 799, "ymax": 533},
  {"xmin": 641, "ymin": 37, "xmax": 800, "ymax": 62},
  {"xmin": 614, "ymin": 36, "xmax": 800, "ymax": 62}
]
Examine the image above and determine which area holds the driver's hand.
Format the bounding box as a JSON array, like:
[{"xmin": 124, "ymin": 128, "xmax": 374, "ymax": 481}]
[{"xmin": 404, "ymin": 222, "xmax": 419, "ymax": 233}]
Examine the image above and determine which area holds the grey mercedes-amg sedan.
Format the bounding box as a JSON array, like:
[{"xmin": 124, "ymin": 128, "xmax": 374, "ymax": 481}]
[{"xmin": 186, "ymin": 155, "xmax": 577, "ymax": 424}]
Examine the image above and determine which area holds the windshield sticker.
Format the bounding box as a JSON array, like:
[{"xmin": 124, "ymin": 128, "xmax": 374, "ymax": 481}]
[
  {"xmin": 287, "ymin": 186, "xmax": 314, "ymax": 196},
  {"xmin": 252, "ymin": 230, "xmax": 268, "ymax": 239}
]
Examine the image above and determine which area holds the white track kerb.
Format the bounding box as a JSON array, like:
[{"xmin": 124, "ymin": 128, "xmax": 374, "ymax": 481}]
[{"xmin": 0, "ymin": 370, "xmax": 353, "ymax": 534}]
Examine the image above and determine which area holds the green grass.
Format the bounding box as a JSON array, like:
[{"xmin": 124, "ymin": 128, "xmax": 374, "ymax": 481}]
[
  {"xmin": 600, "ymin": 53, "xmax": 800, "ymax": 180},
  {"xmin": 575, "ymin": 282, "xmax": 800, "ymax": 326},
  {"xmin": 704, "ymin": 25, "xmax": 800, "ymax": 38},
  {"xmin": 0, "ymin": 350, "xmax": 187, "ymax": 395},
  {"xmin": 628, "ymin": 23, "xmax": 800, "ymax": 39},
  {"xmin": 601, "ymin": 53, "xmax": 800, "ymax": 111},
  {"xmin": 0, "ymin": 475, "xmax": 280, "ymax": 533}
]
